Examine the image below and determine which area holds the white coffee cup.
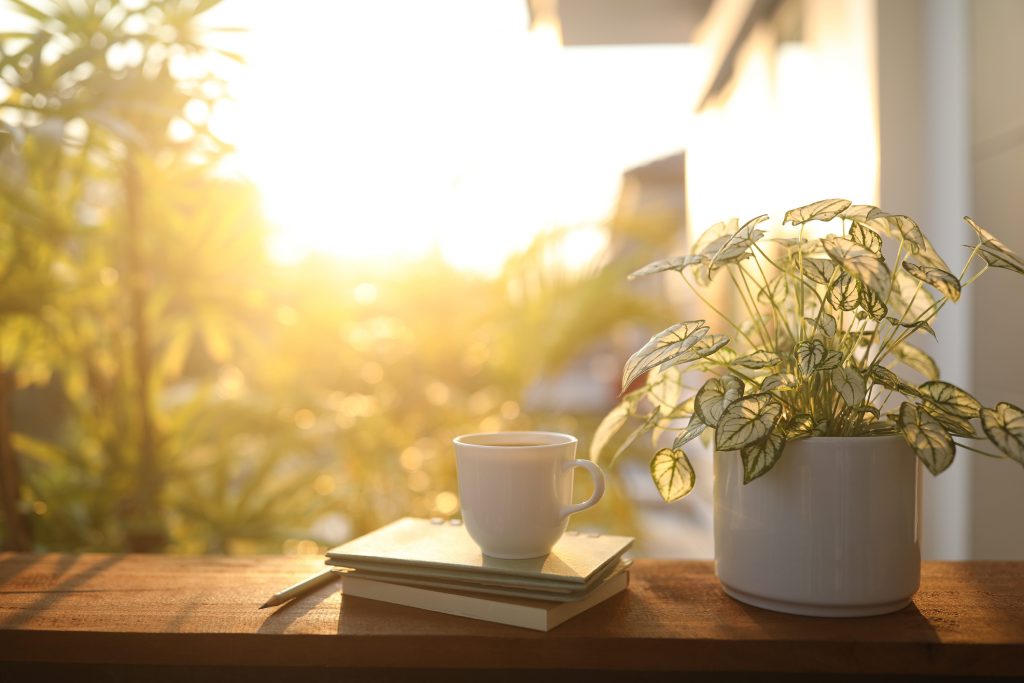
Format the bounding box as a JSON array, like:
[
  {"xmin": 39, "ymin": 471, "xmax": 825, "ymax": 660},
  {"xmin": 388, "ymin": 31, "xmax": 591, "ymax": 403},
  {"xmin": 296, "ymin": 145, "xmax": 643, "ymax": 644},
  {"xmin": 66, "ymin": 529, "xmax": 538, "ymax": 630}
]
[{"xmin": 453, "ymin": 431, "xmax": 605, "ymax": 559}]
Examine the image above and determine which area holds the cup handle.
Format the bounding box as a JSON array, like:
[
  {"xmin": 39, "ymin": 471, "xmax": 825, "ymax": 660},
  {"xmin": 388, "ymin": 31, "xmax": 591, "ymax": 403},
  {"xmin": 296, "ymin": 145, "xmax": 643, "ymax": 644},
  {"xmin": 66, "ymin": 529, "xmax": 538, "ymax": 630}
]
[{"xmin": 560, "ymin": 459, "xmax": 606, "ymax": 519}]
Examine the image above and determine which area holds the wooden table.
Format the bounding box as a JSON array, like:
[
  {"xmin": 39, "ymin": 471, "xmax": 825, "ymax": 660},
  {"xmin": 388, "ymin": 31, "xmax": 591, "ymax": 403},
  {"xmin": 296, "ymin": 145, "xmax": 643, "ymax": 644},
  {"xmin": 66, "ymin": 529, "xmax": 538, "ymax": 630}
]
[{"xmin": 0, "ymin": 554, "xmax": 1022, "ymax": 681}]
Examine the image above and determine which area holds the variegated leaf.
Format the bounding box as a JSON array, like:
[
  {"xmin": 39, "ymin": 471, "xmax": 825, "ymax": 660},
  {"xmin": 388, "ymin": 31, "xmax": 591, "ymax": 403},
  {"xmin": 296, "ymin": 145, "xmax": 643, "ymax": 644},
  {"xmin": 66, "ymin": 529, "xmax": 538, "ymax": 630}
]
[
  {"xmin": 801, "ymin": 258, "xmax": 836, "ymax": 285},
  {"xmin": 858, "ymin": 283, "xmax": 888, "ymax": 320},
  {"xmin": 923, "ymin": 403, "xmax": 978, "ymax": 438},
  {"xmin": 692, "ymin": 218, "xmax": 740, "ymax": 256},
  {"xmin": 886, "ymin": 317, "xmax": 937, "ymax": 339},
  {"xmin": 590, "ymin": 402, "xmax": 631, "ymax": 463},
  {"xmin": 826, "ymin": 272, "xmax": 859, "ymax": 311},
  {"xmin": 650, "ymin": 448, "xmax": 696, "ymax": 501},
  {"xmin": 898, "ymin": 402, "xmax": 955, "ymax": 475},
  {"xmin": 817, "ymin": 350, "xmax": 844, "ymax": 371},
  {"xmin": 622, "ymin": 321, "xmax": 708, "ymax": 391},
  {"xmin": 849, "ymin": 223, "xmax": 883, "ymax": 257},
  {"xmin": 665, "ymin": 333, "xmax": 730, "ymax": 367},
  {"xmin": 891, "ymin": 344, "xmax": 940, "ymax": 381},
  {"xmin": 672, "ymin": 414, "xmax": 707, "ymax": 450},
  {"xmin": 795, "ymin": 339, "xmax": 827, "ymax": 375},
  {"xmin": 628, "ymin": 254, "xmax": 703, "ymax": 280},
  {"xmin": 694, "ymin": 375, "xmax": 744, "ymax": 427},
  {"xmin": 785, "ymin": 413, "xmax": 815, "ymax": 439},
  {"xmin": 919, "ymin": 381, "xmax": 981, "ymax": 418},
  {"xmin": 980, "ymin": 402, "xmax": 1024, "ymax": 466},
  {"xmin": 811, "ymin": 311, "xmax": 837, "ymax": 337},
  {"xmin": 965, "ymin": 217, "xmax": 1024, "ymax": 276},
  {"xmin": 870, "ymin": 365, "xmax": 921, "ymax": 398},
  {"xmin": 841, "ymin": 204, "xmax": 886, "ymax": 222},
  {"xmin": 831, "ymin": 366, "xmax": 866, "ymax": 407},
  {"xmin": 822, "ymin": 235, "xmax": 891, "ymax": 300},
  {"xmin": 759, "ymin": 373, "xmax": 794, "ymax": 392},
  {"xmin": 740, "ymin": 431, "xmax": 787, "ymax": 483},
  {"xmin": 715, "ymin": 394, "xmax": 783, "ymax": 451},
  {"xmin": 784, "ymin": 198, "xmax": 852, "ymax": 225},
  {"xmin": 733, "ymin": 350, "xmax": 781, "ymax": 370},
  {"xmin": 902, "ymin": 262, "xmax": 961, "ymax": 302}
]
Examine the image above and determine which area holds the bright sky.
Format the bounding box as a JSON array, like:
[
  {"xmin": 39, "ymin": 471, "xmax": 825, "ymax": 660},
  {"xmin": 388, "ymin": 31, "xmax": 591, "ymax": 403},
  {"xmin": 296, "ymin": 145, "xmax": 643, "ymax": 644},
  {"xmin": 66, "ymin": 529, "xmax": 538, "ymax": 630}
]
[{"xmin": 202, "ymin": 0, "xmax": 709, "ymax": 273}]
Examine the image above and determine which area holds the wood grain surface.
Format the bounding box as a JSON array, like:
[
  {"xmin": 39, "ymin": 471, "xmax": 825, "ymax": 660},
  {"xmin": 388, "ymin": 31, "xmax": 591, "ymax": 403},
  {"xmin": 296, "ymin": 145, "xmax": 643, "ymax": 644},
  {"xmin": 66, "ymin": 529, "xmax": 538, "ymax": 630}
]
[{"xmin": 0, "ymin": 554, "xmax": 1022, "ymax": 678}]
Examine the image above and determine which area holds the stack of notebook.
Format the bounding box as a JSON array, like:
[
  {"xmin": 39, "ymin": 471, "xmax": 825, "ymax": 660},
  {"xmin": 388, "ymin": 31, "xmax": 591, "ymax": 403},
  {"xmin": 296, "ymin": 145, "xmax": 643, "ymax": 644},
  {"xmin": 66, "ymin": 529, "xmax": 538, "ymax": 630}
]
[{"xmin": 325, "ymin": 517, "xmax": 633, "ymax": 631}]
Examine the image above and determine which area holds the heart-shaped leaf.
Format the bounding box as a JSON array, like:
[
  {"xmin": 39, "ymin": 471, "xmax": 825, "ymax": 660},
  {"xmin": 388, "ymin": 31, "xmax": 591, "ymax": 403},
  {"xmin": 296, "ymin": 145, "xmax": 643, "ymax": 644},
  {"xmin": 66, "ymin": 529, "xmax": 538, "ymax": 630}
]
[
  {"xmin": 918, "ymin": 381, "xmax": 981, "ymax": 418},
  {"xmin": 858, "ymin": 283, "xmax": 888, "ymax": 320},
  {"xmin": 694, "ymin": 375, "xmax": 744, "ymax": 427},
  {"xmin": 822, "ymin": 235, "xmax": 891, "ymax": 300},
  {"xmin": 826, "ymin": 272, "xmax": 859, "ymax": 311},
  {"xmin": 622, "ymin": 321, "xmax": 708, "ymax": 392},
  {"xmin": 740, "ymin": 431, "xmax": 787, "ymax": 483},
  {"xmin": 898, "ymin": 402, "xmax": 955, "ymax": 475},
  {"xmin": 650, "ymin": 448, "xmax": 696, "ymax": 501},
  {"xmin": 704, "ymin": 215, "xmax": 769, "ymax": 276},
  {"xmin": 870, "ymin": 365, "xmax": 921, "ymax": 398},
  {"xmin": 796, "ymin": 339, "xmax": 827, "ymax": 375},
  {"xmin": 715, "ymin": 393, "xmax": 784, "ymax": 451},
  {"xmin": 810, "ymin": 311, "xmax": 837, "ymax": 337},
  {"xmin": 923, "ymin": 403, "xmax": 978, "ymax": 438},
  {"xmin": 902, "ymin": 262, "xmax": 961, "ymax": 302},
  {"xmin": 628, "ymin": 254, "xmax": 702, "ymax": 280},
  {"xmin": 759, "ymin": 373, "xmax": 794, "ymax": 392},
  {"xmin": 980, "ymin": 402, "xmax": 1024, "ymax": 466},
  {"xmin": 692, "ymin": 218, "xmax": 739, "ymax": 255},
  {"xmin": 784, "ymin": 198, "xmax": 852, "ymax": 225},
  {"xmin": 849, "ymin": 223, "xmax": 883, "ymax": 257},
  {"xmin": 817, "ymin": 350, "xmax": 844, "ymax": 371},
  {"xmin": 831, "ymin": 367, "xmax": 866, "ymax": 407},
  {"xmin": 801, "ymin": 258, "xmax": 836, "ymax": 285}
]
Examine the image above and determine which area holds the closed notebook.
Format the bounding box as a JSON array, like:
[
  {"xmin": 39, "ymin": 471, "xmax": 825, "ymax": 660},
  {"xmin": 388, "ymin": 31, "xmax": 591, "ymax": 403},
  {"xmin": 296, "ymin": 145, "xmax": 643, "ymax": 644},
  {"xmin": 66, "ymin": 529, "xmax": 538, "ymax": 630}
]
[
  {"xmin": 325, "ymin": 517, "xmax": 633, "ymax": 586},
  {"xmin": 340, "ymin": 565, "xmax": 630, "ymax": 631},
  {"xmin": 337, "ymin": 558, "xmax": 632, "ymax": 602}
]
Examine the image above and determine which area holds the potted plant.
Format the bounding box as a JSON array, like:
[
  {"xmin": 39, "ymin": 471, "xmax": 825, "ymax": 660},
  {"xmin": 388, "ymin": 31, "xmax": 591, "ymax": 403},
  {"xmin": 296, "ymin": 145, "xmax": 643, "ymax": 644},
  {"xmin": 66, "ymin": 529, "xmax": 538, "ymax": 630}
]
[{"xmin": 593, "ymin": 198, "xmax": 1024, "ymax": 617}]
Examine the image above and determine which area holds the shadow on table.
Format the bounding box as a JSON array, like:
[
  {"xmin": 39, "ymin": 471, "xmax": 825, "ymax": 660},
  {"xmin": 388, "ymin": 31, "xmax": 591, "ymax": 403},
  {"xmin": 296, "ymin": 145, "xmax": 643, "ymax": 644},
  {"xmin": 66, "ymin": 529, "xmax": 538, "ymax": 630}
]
[
  {"xmin": 256, "ymin": 580, "xmax": 341, "ymax": 635},
  {"xmin": 0, "ymin": 554, "xmax": 122, "ymax": 629}
]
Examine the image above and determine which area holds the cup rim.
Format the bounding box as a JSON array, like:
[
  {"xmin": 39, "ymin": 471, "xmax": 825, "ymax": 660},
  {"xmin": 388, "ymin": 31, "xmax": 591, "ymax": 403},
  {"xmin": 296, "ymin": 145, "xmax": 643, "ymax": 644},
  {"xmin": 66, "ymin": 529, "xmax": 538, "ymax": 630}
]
[{"xmin": 453, "ymin": 431, "xmax": 577, "ymax": 449}]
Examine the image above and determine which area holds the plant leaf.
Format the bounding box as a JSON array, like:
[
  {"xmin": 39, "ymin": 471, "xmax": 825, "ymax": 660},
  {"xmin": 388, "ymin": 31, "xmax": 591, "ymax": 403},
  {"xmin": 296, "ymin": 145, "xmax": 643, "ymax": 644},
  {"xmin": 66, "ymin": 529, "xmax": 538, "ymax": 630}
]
[
  {"xmin": 822, "ymin": 235, "xmax": 891, "ymax": 300},
  {"xmin": 740, "ymin": 431, "xmax": 787, "ymax": 483},
  {"xmin": 849, "ymin": 223, "xmax": 883, "ymax": 257},
  {"xmin": 826, "ymin": 272, "xmax": 859, "ymax": 311},
  {"xmin": 810, "ymin": 311, "xmax": 837, "ymax": 337},
  {"xmin": 759, "ymin": 373, "xmax": 794, "ymax": 392},
  {"xmin": 918, "ymin": 381, "xmax": 982, "ymax": 418},
  {"xmin": 622, "ymin": 321, "xmax": 708, "ymax": 391},
  {"xmin": 785, "ymin": 198, "xmax": 852, "ymax": 225},
  {"xmin": 891, "ymin": 344, "xmax": 940, "ymax": 381},
  {"xmin": 841, "ymin": 204, "xmax": 886, "ymax": 222},
  {"xmin": 590, "ymin": 402, "xmax": 630, "ymax": 462},
  {"xmin": 965, "ymin": 217, "xmax": 1024, "ymax": 276},
  {"xmin": 795, "ymin": 339, "xmax": 827, "ymax": 375},
  {"xmin": 628, "ymin": 255, "xmax": 703, "ymax": 280},
  {"xmin": 923, "ymin": 403, "xmax": 978, "ymax": 438},
  {"xmin": 980, "ymin": 402, "xmax": 1024, "ymax": 466},
  {"xmin": 665, "ymin": 333, "xmax": 730, "ymax": 367},
  {"xmin": 704, "ymin": 215, "xmax": 768, "ymax": 275},
  {"xmin": 650, "ymin": 448, "xmax": 696, "ymax": 501},
  {"xmin": 902, "ymin": 262, "xmax": 961, "ymax": 302},
  {"xmin": 692, "ymin": 218, "xmax": 739, "ymax": 255},
  {"xmin": 898, "ymin": 402, "xmax": 955, "ymax": 475},
  {"xmin": 802, "ymin": 258, "xmax": 836, "ymax": 285},
  {"xmin": 733, "ymin": 350, "xmax": 781, "ymax": 370},
  {"xmin": 857, "ymin": 283, "xmax": 888, "ymax": 321},
  {"xmin": 817, "ymin": 350, "xmax": 844, "ymax": 371},
  {"xmin": 831, "ymin": 367, "xmax": 866, "ymax": 407},
  {"xmin": 694, "ymin": 375, "xmax": 744, "ymax": 427},
  {"xmin": 757, "ymin": 277, "xmax": 788, "ymax": 305},
  {"xmin": 715, "ymin": 394, "xmax": 784, "ymax": 451},
  {"xmin": 870, "ymin": 365, "xmax": 921, "ymax": 397},
  {"xmin": 672, "ymin": 415, "xmax": 707, "ymax": 450},
  {"xmin": 785, "ymin": 413, "xmax": 815, "ymax": 439},
  {"xmin": 885, "ymin": 317, "xmax": 937, "ymax": 339}
]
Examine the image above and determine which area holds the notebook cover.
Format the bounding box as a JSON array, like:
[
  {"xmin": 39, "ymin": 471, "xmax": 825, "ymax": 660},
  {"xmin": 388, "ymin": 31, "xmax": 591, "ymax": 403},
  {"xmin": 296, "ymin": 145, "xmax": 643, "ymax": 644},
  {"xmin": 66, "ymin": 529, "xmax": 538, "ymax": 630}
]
[{"xmin": 325, "ymin": 517, "xmax": 633, "ymax": 585}]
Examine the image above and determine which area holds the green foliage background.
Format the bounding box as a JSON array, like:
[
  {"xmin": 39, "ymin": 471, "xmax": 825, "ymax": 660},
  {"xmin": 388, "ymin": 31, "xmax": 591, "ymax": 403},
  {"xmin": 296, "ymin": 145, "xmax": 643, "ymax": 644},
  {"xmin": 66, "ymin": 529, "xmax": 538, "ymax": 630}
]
[{"xmin": 0, "ymin": 0, "xmax": 672, "ymax": 553}]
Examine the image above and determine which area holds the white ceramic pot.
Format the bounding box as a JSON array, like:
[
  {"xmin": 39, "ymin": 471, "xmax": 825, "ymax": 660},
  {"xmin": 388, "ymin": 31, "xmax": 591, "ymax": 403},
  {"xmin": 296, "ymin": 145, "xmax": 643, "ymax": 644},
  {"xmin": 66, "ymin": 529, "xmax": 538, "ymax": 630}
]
[{"xmin": 714, "ymin": 435, "xmax": 921, "ymax": 617}]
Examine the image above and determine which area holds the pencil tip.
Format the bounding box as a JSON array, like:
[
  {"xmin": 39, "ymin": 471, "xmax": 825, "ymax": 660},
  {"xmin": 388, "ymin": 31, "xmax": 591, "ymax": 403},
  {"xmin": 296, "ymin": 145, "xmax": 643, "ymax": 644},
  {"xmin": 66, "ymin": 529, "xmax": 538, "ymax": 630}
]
[{"xmin": 259, "ymin": 601, "xmax": 274, "ymax": 609}]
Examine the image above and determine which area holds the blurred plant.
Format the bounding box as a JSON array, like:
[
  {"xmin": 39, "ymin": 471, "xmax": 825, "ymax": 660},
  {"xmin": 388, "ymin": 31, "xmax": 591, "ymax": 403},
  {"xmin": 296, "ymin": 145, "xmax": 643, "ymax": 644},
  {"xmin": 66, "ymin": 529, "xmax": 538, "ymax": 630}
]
[{"xmin": 0, "ymin": 0, "xmax": 671, "ymax": 553}]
